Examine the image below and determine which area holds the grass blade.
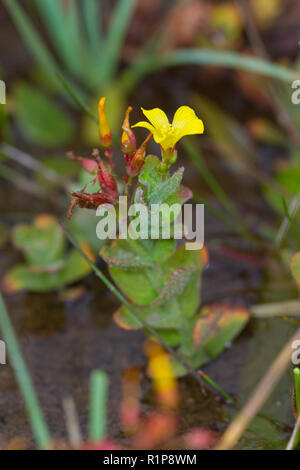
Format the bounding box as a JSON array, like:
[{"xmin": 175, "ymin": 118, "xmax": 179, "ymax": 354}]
[
  {"xmin": 294, "ymin": 368, "xmax": 300, "ymax": 415},
  {"xmin": 35, "ymin": 0, "xmax": 86, "ymax": 80},
  {"xmin": 83, "ymin": 0, "xmax": 102, "ymax": 58},
  {"xmin": 276, "ymin": 191, "xmax": 300, "ymax": 247},
  {"xmin": 89, "ymin": 370, "xmax": 108, "ymax": 442},
  {"xmin": 56, "ymin": 73, "xmax": 98, "ymax": 123},
  {"xmin": 34, "ymin": 0, "xmax": 72, "ymax": 68},
  {"xmin": 282, "ymin": 196, "xmax": 300, "ymax": 249},
  {"xmin": 100, "ymin": 0, "xmax": 137, "ymax": 86},
  {"xmin": 122, "ymin": 48, "xmax": 295, "ymax": 92},
  {"xmin": 3, "ymin": 0, "xmax": 59, "ymax": 83},
  {"xmin": 286, "ymin": 415, "xmax": 300, "ymax": 450},
  {"xmin": 0, "ymin": 292, "xmax": 51, "ymax": 449}
]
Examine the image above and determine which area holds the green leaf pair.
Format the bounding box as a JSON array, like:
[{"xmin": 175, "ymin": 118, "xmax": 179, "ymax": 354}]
[{"xmin": 3, "ymin": 215, "xmax": 93, "ymax": 293}]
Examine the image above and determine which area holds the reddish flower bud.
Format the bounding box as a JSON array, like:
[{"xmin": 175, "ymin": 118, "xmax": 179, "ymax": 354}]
[
  {"xmin": 121, "ymin": 106, "xmax": 136, "ymax": 155},
  {"xmin": 127, "ymin": 133, "xmax": 152, "ymax": 177},
  {"xmin": 97, "ymin": 159, "xmax": 118, "ymax": 198},
  {"xmin": 98, "ymin": 97, "xmax": 112, "ymax": 148}
]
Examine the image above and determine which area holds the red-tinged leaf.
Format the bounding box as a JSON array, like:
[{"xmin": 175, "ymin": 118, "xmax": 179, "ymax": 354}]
[
  {"xmin": 150, "ymin": 266, "xmax": 196, "ymax": 307},
  {"xmin": 100, "ymin": 243, "xmax": 153, "ymax": 269},
  {"xmin": 193, "ymin": 304, "xmax": 249, "ymax": 351},
  {"xmin": 113, "ymin": 306, "xmax": 142, "ymax": 330}
]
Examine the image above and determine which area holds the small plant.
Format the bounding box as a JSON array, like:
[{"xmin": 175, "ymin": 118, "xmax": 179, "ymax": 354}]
[
  {"xmin": 2, "ymin": 214, "xmax": 94, "ymax": 293},
  {"xmin": 68, "ymin": 98, "xmax": 249, "ymax": 375}
]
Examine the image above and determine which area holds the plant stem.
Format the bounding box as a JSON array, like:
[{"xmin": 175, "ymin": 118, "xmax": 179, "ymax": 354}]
[
  {"xmin": 294, "ymin": 368, "xmax": 300, "ymax": 415},
  {"xmin": 286, "ymin": 414, "xmax": 300, "ymax": 450},
  {"xmin": 0, "ymin": 292, "xmax": 51, "ymax": 449},
  {"xmin": 89, "ymin": 370, "xmax": 108, "ymax": 442}
]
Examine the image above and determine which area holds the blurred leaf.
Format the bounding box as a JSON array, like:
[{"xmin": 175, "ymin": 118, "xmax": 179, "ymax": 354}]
[
  {"xmin": 99, "ymin": 0, "xmax": 138, "ymax": 85},
  {"xmin": 247, "ymin": 118, "xmax": 287, "ymax": 146},
  {"xmin": 36, "ymin": 0, "xmax": 90, "ymax": 82},
  {"xmin": 35, "ymin": 0, "xmax": 78, "ymax": 75},
  {"xmin": 3, "ymin": 247, "xmax": 91, "ymax": 293},
  {"xmin": 66, "ymin": 208, "xmax": 106, "ymax": 254},
  {"xmin": 83, "ymin": 0, "xmax": 102, "ymax": 59},
  {"xmin": 13, "ymin": 83, "xmax": 75, "ymax": 147},
  {"xmin": 126, "ymin": 48, "xmax": 295, "ymax": 92},
  {"xmin": 59, "ymin": 246, "xmax": 93, "ymax": 285},
  {"xmin": 12, "ymin": 214, "xmax": 65, "ymax": 268},
  {"xmin": 263, "ymin": 166, "xmax": 300, "ymax": 216},
  {"xmin": 4, "ymin": 215, "xmax": 94, "ymax": 293},
  {"xmin": 3, "ymin": 0, "xmax": 59, "ymax": 85}
]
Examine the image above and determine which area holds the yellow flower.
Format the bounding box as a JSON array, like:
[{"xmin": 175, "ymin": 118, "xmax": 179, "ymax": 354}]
[{"xmin": 133, "ymin": 106, "xmax": 204, "ymax": 153}]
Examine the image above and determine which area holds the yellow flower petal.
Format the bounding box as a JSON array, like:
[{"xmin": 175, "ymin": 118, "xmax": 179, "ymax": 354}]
[
  {"xmin": 133, "ymin": 121, "xmax": 162, "ymax": 143},
  {"xmin": 172, "ymin": 106, "xmax": 204, "ymax": 141},
  {"xmin": 141, "ymin": 108, "xmax": 170, "ymax": 136},
  {"xmin": 133, "ymin": 105, "xmax": 204, "ymax": 157}
]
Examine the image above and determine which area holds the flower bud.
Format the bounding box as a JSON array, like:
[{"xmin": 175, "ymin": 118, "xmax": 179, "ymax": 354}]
[
  {"xmin": 97, "ymin": 159, "xmax": 118, "ymax": 198},
  {"xmin": 121, "ymin": 106, "xmax": 136, "ymax": 155},
  {"xmin": 98, "ymin": 97, "xmax": 112, "ymax": 148},
  {"xmin": 129, "ymin": 133, "xmax": 152, "ymax": 176}
]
